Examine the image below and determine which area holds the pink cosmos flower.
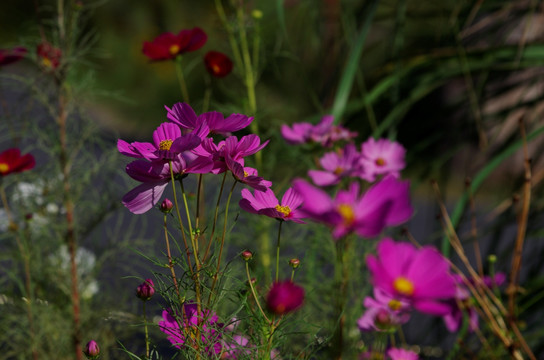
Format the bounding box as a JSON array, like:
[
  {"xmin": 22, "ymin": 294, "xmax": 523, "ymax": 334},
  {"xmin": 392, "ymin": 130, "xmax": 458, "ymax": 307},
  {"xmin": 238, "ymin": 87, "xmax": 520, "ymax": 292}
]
[
  {"xmin": 226, "ymin": 157, "xmax": 272, "ymax": 191},
  {"xmin": 195, "ymin": 134, "xmax": 268, "ymax": 174},
  {"xmin": 239, "ymin": 187, "xmax": 305, "ymax": 223},
  {"xmin": 142, "ymin": 27, "xmax": 207, "ymax": 61},
  {"xmin": 266, "ymin": 280, "xmax": 305, "ymax": 315},
  {"xmin": 357, "ymin": 289, "xmax": 410, "ymax": 332},
  {"xmin": 293, "ymin": 175, "xmax": 412, "ymax": 239},
  {"xmin": 387, "ymin": 348, "xmax": 419, "ymax": 360},
  {"xmin": 122, "ymin": 153, "xmax": 213, "ymax": 214},
  {"xmin": 367, "ymin": 238, "xmax": 457, "ymax": 316},
  {"xmin": 308, "ymin": 144, "xmax": 363, "ymax": 186},
  {"xmin": 281, "ymin": 115, "xmax": 357, "ymax": 147},
  {"xmin": 0, "ymin": 148, "xmax": 35, "ymax": 177},
  {"xmin": 0, "ymin": 47, "xmax": 27, "ymax": 66},
  {"xmin": 118, "ymin": 122, "xmax": 204, "ymax": 161},
  {"xmin": 360, "ymin": 138, "xmax": 406, "ymax": 182},
  {"xmin": 166, "ymin": 102, "xmax": 253, "ymax": 136},
  {"xmin": 159, "ymin": 304, "xmax": 222, "ymax": 355}
]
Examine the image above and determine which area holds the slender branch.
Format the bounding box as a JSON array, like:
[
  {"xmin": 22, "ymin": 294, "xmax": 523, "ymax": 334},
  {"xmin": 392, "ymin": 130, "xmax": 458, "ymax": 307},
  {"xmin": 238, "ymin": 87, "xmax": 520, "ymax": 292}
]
[
  {"xmin": 174, "ymin": 56, "xmax": 190, "ymax": 103},
  {"xmin": 275, "ymin": 220, "xmax": 283, "ymax": 282}
]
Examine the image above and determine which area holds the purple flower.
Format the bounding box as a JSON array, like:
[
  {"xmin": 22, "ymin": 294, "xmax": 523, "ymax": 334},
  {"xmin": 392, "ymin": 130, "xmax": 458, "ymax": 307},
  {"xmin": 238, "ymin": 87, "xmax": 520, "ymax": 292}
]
[
  {"xmin": 367, "ymin": 238, "xmax": 457, "ymax": 316},
  {"xmin": 83, "ymin": 340, "xmax": 100, "ymax": 359},
  {"xmin": 136, "ymin": 279, "xmax": 155, "ymax": 301},
  {"xmin": 166, "ymin": 102, "xmax": 253, "ymax": 136},
  {"xmin": 222, "ymin": 335, "xmax": 253, "ymax": 359},
  {"xmin": 266, "ymin": 280, "xmax": 305, "ymax": 315},
  {"xmin": 357, "ymin": 289, "xmax": 410, "ymax": 332},
  {"xmin": 293, "ymin": 175, "xmax": 412, "ymax": 239},
  {"xmin": 360, "ymin": 138, "xmax": 406, "ymax": 182},
  {"xmin": 0, "ymin": 46, "xmax": 27, "ymax": 66},
  {"xmin": 159, "ymin": 304, "xmax": 222, "ymax": 355},
  {"xmin": 122, "ymin": 153, "xmax": 213, "ymax": 214},
  {"xmin": 308, "ymin": 144, "xmax": 363, "ymax": 186},
  {"xmin": 117, "ymin": 122, "xmax": 203, "ymax": 161},
  {"xmin": 281, "ymin": 115, "xmax": 357, "ymax": 147},
  {"xmin": 239, "ymin": 187, "xmax": 305, "ymax": 223},
  {"xmin": 387, "ymin": 348, "xmax": 419, "ymax": 360}
]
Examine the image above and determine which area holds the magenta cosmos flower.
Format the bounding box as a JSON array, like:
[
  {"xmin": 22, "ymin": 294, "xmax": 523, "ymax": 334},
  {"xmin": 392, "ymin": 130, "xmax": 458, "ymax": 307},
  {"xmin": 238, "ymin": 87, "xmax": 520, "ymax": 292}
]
[
  {"xmin": 281, "ymin": 115, "xmax": 357, "ymax": 147},
  {"xmin": 142, "ymin": 27, "xmax": 207, "ymax": 61},
  {"xmin": 266, "ymin": 280, "xmax": 305, "ymax": 315},
  {"xmin": 159, "ymin": 304, "xmax": 222, "ymax": 355},
  {"xmin": 308, "ymin": 143, "xmax": 364, "ymax": 186},
  {"xmin": 122, "ymin": 153, "xmax": 213, "ymax": 214},
  {"xmin": 0, "ymin": 148, "xmax": 35, "ymax": 177},
  {"xmin": 166, "ymin": 102, "xmax": 252, "ymax": 136},
  {"xmin": 239, "ymin": 187, "xmax": 305, "ymax": 223},
  {"xmin": 357, "ymin": 288, "xmax": 410, "ymax": 332},
  {"xmin": 367, "ymin": 238, "xmax": 457, "ymax": 316},
  {"xmin": 360, "ymin": 137, "xmax": 406, "ymax": 182},
  {"xmin": 204, "ymin": 51, "xmax": 233, "ymax": 78},
  {"xmin": 0, "ymin": 46, "xmax": 27, "ymax": 66},
  {"xmin": 226, "ymin": 157, "xmax": 271, "ymax": 191},
  {"xmin": 293, "ymin": 175, "xmax": 412, "ymax": 239},
  {"xmin": 118, "ymin": 122, "xmax": 205, "ymax": 162}
]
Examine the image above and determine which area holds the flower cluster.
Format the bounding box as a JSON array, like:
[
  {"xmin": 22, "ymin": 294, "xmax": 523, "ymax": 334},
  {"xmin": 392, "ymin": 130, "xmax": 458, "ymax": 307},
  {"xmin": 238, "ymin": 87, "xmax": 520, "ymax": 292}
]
[{"xmin": 118, "ymin": 103, "xmax": 268, "ymax": 214}]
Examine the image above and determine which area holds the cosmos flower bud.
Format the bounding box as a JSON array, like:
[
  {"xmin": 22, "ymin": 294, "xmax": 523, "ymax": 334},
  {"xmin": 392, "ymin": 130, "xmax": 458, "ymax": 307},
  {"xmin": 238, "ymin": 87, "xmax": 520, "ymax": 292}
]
[
  {"xmin": 289, "ymin": 258, "xmax": 300, "ymax": 269},
  {"xmin": 160, "ymin": 198, "xmax": 173, "ymax": 213},
  {"xmin": 241, "ymin": 250, "xmax": 253, "ymax": 261},
  {"xmin": 83, "ymin": 340, "xmax": 100, "ymax": 359},
  {"xmin": 266, "ymin": 280, "xmax": 305, "ymax": 315},
  {"xmin": 136, "ymin": 279, "xmax": 155, "ymax": 301}
]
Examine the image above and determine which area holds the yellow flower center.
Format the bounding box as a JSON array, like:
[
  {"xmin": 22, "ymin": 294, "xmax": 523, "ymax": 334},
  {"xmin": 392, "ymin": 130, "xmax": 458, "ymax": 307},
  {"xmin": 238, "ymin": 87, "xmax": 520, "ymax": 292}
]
[
  {"xmin": 275, "ymin": 204, "xmax": 291, "ymax": 217},
  {"xmin": 333, "ymin": 167, "xmax": 343, "ymax": 175},
  {"xmin": 388, "ymin": 299, "xmax": 402, "ymax": 311},
  {"xmin": 375, "ymin": 157, "xmax": 386, "ymax": 166},
  {"xmin": 159, "ymin": 139, "xmax": 173, "ymax": 151},
  {"xmin": 169, "ymin": 44, "xmax": 180, "ymax": 55},
  {"xmin": 337, "ymin": 204, "xmax": 355, "ymax": 226},
  {"xmin": 0, "ymin": 163, "xmax": 9, "ymax": 174},
  {"xmin": 243, "ymin": 171, "xmax": 249, "ymax": 178},
  {"xmin": 41, "ymin": 57, "xmax": 52, "ymax": 68},
  {"xmin": 393, "ymin": 277, "xmax": 415, "ymax": 296}
]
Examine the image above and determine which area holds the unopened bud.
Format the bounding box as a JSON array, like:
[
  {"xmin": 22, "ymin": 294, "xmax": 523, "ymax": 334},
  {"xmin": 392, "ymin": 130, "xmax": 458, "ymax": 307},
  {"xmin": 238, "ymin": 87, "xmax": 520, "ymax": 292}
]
[
  {"xmin": 83, "ymin": 340, "xmax": 100, "ymax": 359},
  {"xmin": 289, "ymin": 258, "xmax": 300, "ymax": 269},
  {"xmin": 25, "ymin": 213, "xmax": 33, "ymax": 221},
  {"xmin": 136, "ymin": 279, "xmax": 155, "ymax": 301},
  {"xmin": 160, "ymin": 198, "xmax": 173, "ymax": 213},
  {"xmin": 252, "ymin": 9, "xmax": 263, "ymax": 19},
  {"xmin": 488, "ymin": 254, "xmax": 497, "ymax": 264},
  {"xmin": 241, "ymin": 250, "xmax": 253, "ymax": 261}
]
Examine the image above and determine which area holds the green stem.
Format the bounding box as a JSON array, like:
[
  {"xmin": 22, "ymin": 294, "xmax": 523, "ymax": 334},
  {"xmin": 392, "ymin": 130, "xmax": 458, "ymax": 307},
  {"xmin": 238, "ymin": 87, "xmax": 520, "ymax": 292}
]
[
  {"xmin": 275, "ymin": 220, "xmax": 283, "ymax": 282},
  {"xmin": 207, "ymin": 179, "xmax": 237, "ymax": 305},
  {"xmin": 203, "ymin": 172, "xmax": 228, "ymax": 263},
  {"xmin": 245, "ymin": 261, "xmax": 270, "ymax": 323},
  {"xmin": 175, "ymin": 56, "xmax": 190, "ymax": 103},
  {"xmin": 168, "ymin": 162, "xmax": 193, "ymax": 275},
  {"xmin": 143, "ymin": 301, "xmax": 150, "ymax": 359},
  {"xmin": 163, "ymin": 214, "xmax": 183, "ymax": 305}
]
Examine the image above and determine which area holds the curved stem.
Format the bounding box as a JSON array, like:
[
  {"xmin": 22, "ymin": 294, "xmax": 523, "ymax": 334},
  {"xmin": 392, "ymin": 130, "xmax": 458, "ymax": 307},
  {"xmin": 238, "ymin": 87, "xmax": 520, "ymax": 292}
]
[{"xmin": 245, "ymin": 262, "xmax": 270, "ymax": 323}]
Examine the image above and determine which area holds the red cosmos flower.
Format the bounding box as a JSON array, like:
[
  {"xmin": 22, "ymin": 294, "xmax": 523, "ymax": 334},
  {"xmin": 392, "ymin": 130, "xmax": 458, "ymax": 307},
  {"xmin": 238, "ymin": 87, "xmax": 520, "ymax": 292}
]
[
  {"xmin": 204, "ymin": 51, "xmax": 233, "ymax": 78},
  {"xmin": 266, "ymin": 280, "xmax": 305, "ymax": 315},
  {"xmin": 36, "ymin": 42, "xmax": 62, "ymax": 70},
  {"xmin": 142, "ymin": 27, "xmax": 207, "ymax": 61},
  {"xmin": 0, "ymin": 148, "xmax": 35, "ymax": 177},
  {"xmin": 0, "ymin": 47, "xmax": 27, "ymax": 66}
]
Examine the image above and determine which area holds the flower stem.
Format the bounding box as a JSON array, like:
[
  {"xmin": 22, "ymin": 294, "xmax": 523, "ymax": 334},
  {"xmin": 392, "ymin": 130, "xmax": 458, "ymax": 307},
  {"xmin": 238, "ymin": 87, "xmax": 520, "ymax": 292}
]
[
  {"xmin": 143, "ymin": 301, "xmax": 150, "ymax": 359},
  {"xmin": 163, "ymin": 214, "xmax": 183, "ymax": 305},
  {"xmin": 175, "ymin": 55, "xmax": 190, "ymax": 103},
  {"xmin": 275, "ymin": 220, "xmax": 283, "ymax": 282},
  {"xmin": 202, "ymin": 172, "xmax": 227, "ymax": 263},
  {"xmin": 245, "ymin": 262, "xmax": 270, "ymax": 323}
]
